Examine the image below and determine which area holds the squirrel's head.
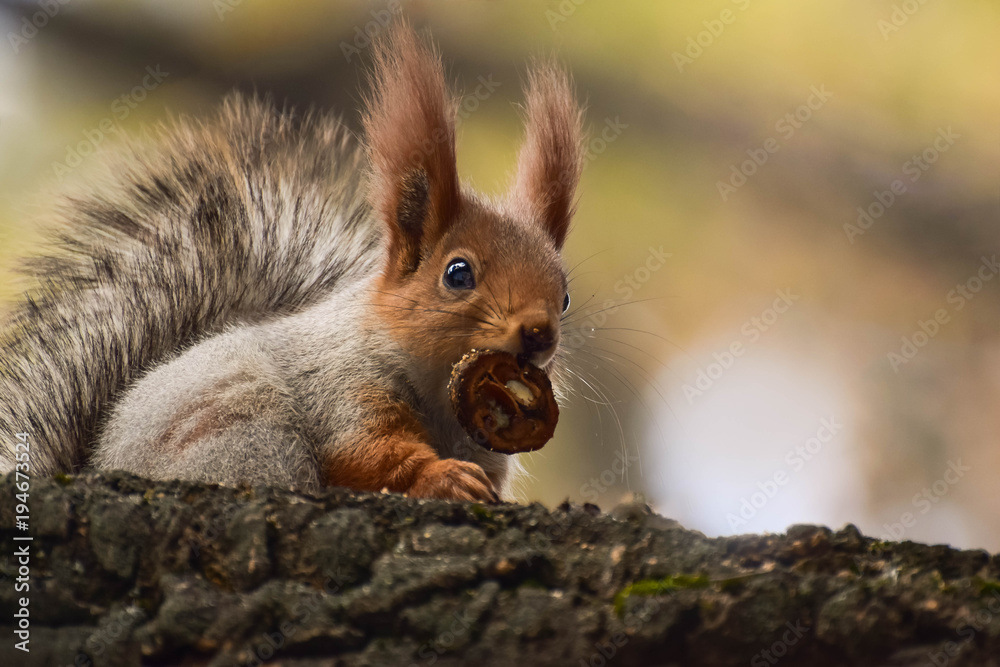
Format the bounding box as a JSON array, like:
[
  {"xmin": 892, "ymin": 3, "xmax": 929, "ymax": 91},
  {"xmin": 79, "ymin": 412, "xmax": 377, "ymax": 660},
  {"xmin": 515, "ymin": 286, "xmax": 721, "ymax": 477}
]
[{"xmin": 364, "ymin": 25, "xmax": 584, "ymax": 385}]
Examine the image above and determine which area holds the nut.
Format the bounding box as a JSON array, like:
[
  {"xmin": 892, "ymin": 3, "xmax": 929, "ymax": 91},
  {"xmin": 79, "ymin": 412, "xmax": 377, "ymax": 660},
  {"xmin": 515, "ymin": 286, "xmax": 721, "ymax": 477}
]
[{"xmin": 448, "ymin": 349, "xmax": 559, "ymax": 454}]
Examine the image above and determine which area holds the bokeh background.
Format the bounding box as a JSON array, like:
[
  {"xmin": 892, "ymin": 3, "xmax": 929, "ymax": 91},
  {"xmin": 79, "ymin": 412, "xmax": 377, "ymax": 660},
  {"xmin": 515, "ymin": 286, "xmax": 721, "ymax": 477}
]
[{"xmin": 1, "ymin": 1, "xmax": 997, "ymax": 549}]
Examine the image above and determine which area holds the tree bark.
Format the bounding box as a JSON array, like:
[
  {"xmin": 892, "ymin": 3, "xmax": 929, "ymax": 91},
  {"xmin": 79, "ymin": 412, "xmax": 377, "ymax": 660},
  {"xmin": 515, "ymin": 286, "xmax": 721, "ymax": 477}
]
[{"xmin": 1, "ymin": 471, "xmax": 998, "ymax": 667}]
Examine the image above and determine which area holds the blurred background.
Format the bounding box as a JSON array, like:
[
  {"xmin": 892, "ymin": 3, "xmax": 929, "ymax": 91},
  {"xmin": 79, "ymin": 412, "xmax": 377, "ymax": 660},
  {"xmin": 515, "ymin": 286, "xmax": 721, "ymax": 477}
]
[{"xmin": 1, "ymin": 1, "xmax": 997, "ymax": 549}]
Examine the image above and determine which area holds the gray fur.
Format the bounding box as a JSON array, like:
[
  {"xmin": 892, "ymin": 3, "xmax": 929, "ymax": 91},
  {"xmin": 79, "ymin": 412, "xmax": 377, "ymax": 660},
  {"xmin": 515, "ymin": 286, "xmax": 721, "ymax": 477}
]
[{"xmin": 0, "ymin": 96, "xmax": 519, "ymax": 496}]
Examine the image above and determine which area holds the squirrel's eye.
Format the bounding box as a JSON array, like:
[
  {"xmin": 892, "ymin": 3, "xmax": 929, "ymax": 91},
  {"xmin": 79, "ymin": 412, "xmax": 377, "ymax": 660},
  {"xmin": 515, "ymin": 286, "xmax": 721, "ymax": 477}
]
[
  {"xmin": 443, "ymin": 258, "xmax": 475, "ymax": 290},
  {"xmin": 562, "ymin": 292, "xmax": 571, "ymax": 313}
]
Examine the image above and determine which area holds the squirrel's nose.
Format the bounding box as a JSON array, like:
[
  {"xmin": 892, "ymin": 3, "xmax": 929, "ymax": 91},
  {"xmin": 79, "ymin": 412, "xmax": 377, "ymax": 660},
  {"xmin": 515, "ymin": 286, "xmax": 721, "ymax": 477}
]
[{"xmin": 519, "ymin": 321, "xmax": 556, "ymax": 357}]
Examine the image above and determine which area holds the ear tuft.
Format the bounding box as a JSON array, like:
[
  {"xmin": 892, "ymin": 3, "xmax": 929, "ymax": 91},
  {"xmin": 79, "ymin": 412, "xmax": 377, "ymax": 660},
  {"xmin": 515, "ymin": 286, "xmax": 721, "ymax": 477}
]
[
  {"xmin": 510, "ymin": 62, "xmax": 585, "ymax": 249},
  {"xmin": 364, "ymin": 23, "xmax": 461, "ymax": 278}
]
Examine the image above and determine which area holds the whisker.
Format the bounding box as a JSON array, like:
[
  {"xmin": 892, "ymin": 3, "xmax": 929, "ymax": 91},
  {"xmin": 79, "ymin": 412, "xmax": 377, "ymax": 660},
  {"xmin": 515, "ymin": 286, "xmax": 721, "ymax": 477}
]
[
  {"xmin": 384, "ymin": 324, "xmax": 482, "ymax": 334},
  {"xmin": 567, "ymin": 337, "xmax": 676, "ymax": 476},
  {"xmin": 563, "ymin": 292, "xmax": 598, "ymax": 314},
  {"xmin": 572, "ymin": 350, "xmax": 651, "ymax": 483},
  {"xmin": 560, "ymin": 297, "xmax": 666, "ymax": 327},
  {"xmin": 565, "ymin": 248, "xmax": 612, "ymax": 282},
  {"xmin": 365, "ymin": 288, "xmax": 496, "ymax": 325},
  {"xmin": 571, "ymin": 328, "xmax": 676, "ymax": 399},
  {"xmin": 587, "ymin": 326, "xmax": 684, "ymax": 352},
  {"xmin": 572, "ymin": 344, "xmax": 676, "ymax": 427},
  {"xmin": 567, "ymin": 363, "xmax": 629, "ymax": 473},
  {"xmin": 366, "ymin": 301, "xmax": 494, "ymax": 327},
  {"xmin": 561, "ymin": 367, "xmax": 610, "ymax": 406},
  {"xmin": 576, "ymin": 331, "xmax": 682, "ymax": 373},
  {"xmin": 567, "ymin": 272, "xmax": 603, "ymax": 288},
  {"xmin": 367, "ymin": 288, "xmax": 422, "ymax": 305},
  {"xmin": 454, "ymin": 290, "xmax": 498, "ymax": 321},
  {"xmin": 483, "ymin": 281, "xmax": 507, "ymax": 321},
  {"xmin": 370, "ymin": 287, "xmax": 497, "ymax": 324}
]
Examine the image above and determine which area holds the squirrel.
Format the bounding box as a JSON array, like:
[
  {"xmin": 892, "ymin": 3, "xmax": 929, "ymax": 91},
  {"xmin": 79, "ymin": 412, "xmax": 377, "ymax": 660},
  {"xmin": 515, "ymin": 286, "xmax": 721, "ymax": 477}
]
[{"xmin": 0, "ymin": 25, "xmax": 584, "ymax": 502}]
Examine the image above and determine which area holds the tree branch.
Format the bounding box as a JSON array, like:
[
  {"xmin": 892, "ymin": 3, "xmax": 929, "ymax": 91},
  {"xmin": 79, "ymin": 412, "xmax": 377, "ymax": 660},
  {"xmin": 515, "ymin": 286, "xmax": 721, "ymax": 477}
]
[{"xmin": 1, "ymin": 471, "xmax": 998, "ymax": 666}]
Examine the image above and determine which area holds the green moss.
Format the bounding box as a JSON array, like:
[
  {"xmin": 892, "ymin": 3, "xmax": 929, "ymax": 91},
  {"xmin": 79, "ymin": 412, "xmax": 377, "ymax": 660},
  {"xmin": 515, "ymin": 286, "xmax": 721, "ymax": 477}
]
[
  {"xmin": 870, "ymin": 540, "xmax": 892, "ymax": 553},
  {"xmin": 469, "ymin": 504, "xmax": 495, "ymax": 521},
  {"xmin": 53, "ymin": 473, "xmax": 73, "ymax": 486},
  {"xmin": 614, "ymin": 574, "xmax": 709, "ymax": 617},
  {"xmin": 716, "ymin": 572, "xmax": 769, "ymax": 593},
  {"xmin": 974, "ymin": 578, "xmax": 1000, "ymax": 595},
  {"xmin": 519, "ymin": 577, "xmax": 546, "ymax": 590},
  {"xmin": 134, "ymin": 595, "xmax": 157, "ymax": 612}
]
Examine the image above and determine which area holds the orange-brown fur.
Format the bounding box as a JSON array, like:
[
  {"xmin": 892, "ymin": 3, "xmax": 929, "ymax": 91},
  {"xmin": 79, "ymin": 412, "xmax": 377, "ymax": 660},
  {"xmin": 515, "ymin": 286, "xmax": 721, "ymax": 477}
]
[
  {"xmin": 510, "ymin": 62, "xmax": 586, "ymax": 248},
  {"xmin": 73, "ymin": 23, "xmax": 584, "ymax": 503},
  {"xmin": 344, "ymin": 25, "xmax": 585, "ymax": 500},
  {"xmin": 321, "ymin": 388, "xmax": 434, "ymax": 491},
  {"xmin": 322, "ymin": 388, "xmax": 496, "ymax": 502},
  {"xmin": 363, "ymin": 26, "xmax": 461, "ymax": 280},
  {"xmin": 365, "ymin": 26, "xmax": 583, "ymax": 390}
]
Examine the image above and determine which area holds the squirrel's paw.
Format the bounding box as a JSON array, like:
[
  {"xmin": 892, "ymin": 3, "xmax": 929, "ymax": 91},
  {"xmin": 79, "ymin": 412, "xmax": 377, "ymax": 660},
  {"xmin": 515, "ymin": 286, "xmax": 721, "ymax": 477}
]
[{"xmin": 407, "ymin": 459, "xmax": 499, "ymax": 503}]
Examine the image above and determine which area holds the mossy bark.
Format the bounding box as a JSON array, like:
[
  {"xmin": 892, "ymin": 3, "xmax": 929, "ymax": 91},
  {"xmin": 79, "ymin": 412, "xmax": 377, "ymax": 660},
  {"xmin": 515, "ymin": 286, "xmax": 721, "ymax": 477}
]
[{"xmin": 1, "ymin": 471, "xmax": 999, "ymax": 666}]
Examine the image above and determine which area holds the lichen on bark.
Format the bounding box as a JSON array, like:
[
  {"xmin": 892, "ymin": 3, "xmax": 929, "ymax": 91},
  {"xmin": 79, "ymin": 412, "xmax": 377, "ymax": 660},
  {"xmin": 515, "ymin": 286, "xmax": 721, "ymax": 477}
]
[{"xmin": 1, "ymin": 471, "xmax": 999, "ymax": 666}]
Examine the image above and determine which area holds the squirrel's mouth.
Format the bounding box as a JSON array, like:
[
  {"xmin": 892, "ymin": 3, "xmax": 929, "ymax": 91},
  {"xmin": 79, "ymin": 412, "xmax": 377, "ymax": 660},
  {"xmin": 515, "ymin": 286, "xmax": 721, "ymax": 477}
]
[
  {"xmin": 518, "ymin": 349, "xmax": 556, "ymax": 370},
  {"xmin": 475, "ymin": 339, "xmax": 558, "ymax": 370}
]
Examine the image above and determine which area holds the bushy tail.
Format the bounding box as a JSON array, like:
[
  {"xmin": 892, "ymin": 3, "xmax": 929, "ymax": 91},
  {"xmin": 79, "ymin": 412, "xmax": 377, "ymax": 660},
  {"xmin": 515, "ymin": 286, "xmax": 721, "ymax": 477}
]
[{"xmin": 0, "ymin": 95, "xmax": 380, "ymax": 475}]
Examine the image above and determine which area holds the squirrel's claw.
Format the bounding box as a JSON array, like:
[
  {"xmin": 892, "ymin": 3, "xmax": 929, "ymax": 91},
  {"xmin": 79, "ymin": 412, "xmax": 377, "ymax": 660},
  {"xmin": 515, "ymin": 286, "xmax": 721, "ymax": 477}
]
[{"xmin": 407, "ymin": 458, "xmax": 499, "ymax": 503}]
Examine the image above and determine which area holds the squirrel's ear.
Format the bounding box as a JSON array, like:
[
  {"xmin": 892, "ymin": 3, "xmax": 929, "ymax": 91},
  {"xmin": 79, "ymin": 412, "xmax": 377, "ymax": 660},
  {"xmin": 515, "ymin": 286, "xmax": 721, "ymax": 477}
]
[
  {"xmin": 364, "ymin": 24, "xmax": 461, "ymax": 279},
  {"xmin": 510, "ymin": 62, "xmax": 585, "ymax": 250}
]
